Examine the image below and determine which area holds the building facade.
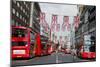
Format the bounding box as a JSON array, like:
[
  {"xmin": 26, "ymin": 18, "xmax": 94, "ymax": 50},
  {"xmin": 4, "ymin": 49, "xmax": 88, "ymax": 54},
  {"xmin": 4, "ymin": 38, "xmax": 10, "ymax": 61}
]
[
  {"xmin": 40, "ymin": 22, "xmax": 50, "ymax": 49},
  {"xmin": 30, "ymin": 2, "xmax": 41, "ymax": 34},
  {"xmin": 11, "ymin": 0, "xmax": 31, "ymax": 27},
  {"xmin": 75, "ymin": 5, "xmax": 96, "ymax": 47},
  {"xmin": 11, "ymin": 0, "xmax": 41, "ymax": 34}
]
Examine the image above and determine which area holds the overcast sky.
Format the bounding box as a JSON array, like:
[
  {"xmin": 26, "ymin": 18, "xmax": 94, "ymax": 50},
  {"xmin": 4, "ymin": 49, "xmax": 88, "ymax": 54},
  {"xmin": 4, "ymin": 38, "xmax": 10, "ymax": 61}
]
[
  {"xmin": 39, "ymin": 2, "xmax": 78, "ymax": 16},
  {"xmin": 39, "ymin": 2, "xmax": 78, "ymax": 43}
]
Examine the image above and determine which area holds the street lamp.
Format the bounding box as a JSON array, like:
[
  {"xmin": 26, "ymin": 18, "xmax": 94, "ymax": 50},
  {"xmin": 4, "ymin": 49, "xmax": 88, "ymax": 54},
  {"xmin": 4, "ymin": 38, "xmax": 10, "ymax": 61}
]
[{"xmin": 70, "ymin": 21, "xmax": 76, "ymax": 62}]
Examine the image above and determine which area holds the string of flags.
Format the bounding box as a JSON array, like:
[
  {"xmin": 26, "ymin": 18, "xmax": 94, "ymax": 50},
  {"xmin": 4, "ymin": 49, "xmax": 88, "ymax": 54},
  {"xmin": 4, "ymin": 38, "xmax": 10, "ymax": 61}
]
[
  {"xmin": 40, "ymin": 12, "xmax": 80, "ymax": 32},
  {"xmin": 74, "ymin": 16, "xmax": 80, "ymax": 29}
]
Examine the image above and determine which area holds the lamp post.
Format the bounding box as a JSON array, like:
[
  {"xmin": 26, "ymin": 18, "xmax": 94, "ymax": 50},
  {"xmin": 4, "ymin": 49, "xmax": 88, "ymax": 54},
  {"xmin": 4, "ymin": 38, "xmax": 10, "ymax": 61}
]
[{"xmin": 70, "ymin": 19, "xmax": 76, "ymax": 62}]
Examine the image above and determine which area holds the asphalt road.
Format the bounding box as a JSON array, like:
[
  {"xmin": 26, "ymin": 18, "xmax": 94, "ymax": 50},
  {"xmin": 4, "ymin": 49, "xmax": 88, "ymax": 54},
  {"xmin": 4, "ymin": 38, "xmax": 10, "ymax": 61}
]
[{"xmin": 12, "ymin": 52, "xmax": 95, "ymax": 66}]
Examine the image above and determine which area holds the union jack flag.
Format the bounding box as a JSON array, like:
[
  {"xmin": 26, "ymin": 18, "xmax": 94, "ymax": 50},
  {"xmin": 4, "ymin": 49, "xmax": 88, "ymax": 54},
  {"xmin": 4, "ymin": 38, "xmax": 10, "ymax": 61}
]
[
  {"xmin": 74, "ymin": 16, "xmax": 80, "ymax": 29},
  {"xmin": 44, "ymin": 21, "xmax": 48, "ymax": 32},
  {"xmin": 56, "ymin": 24, "xmax": 60, "ymax": 32},
  {"xmin": 40, "ymin": 12, "xmax": 45, "ymax": 26},
  {"xmin": 51, "ymin": 15, "xmax": 57, "ymax": 32},
  {"xmin": 62, "ymin": 16, "xmax": 70, "ymax": 31}
]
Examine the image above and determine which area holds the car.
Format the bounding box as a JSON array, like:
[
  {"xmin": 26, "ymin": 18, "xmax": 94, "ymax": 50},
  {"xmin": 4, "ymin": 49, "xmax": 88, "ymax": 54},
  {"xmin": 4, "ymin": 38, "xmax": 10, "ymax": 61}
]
[
  {"xmin": 64, "ymin": 49, "xmax": 71, "ymax": 54},
  {"xmin": 71, "ymin": 49, "xmax": 77, "ymax": 56}
]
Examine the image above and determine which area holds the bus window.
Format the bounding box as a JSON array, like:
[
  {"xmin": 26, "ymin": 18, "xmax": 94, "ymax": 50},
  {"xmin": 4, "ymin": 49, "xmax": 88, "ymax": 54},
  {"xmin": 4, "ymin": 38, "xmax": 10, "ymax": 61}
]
[
  {"xmin": 90, "ymin": 36, "xmax": 96, "ymax": 52},
  {"xmin": 12, "ymin": 41, "xmax": 27, "ymax": 46},
  {"xmin": 30, "ymin": 32, "xmax": 35, "ymax": 46},
  {"xmin": 30, "ymin": 32, "xmax": 35, "ymax": 40},
  {"xmin": 12, "ymin": 28, "xmax": 27, "ymax": 37},
  {"xmin": 89, "ymin": 45, "xmax": 96, "ymax": 52},
  {"xmin": 84, "ymin": 46, "xmax": 90, "ymax": 52}
]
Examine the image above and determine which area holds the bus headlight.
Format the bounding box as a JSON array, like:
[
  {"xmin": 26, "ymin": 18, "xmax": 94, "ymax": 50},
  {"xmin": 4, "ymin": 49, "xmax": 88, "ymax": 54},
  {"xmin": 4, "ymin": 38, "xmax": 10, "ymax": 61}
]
[
  {"xmin": 13, "ymin": 50, "xmax": 25, "ymax": 54},
  {"xmin": 93, "ymin": 54, "xmax": 96, "ymax": 58},
  {"xmin": 25, "ymin": 44, "xmax": 28, "ymax": 47}
]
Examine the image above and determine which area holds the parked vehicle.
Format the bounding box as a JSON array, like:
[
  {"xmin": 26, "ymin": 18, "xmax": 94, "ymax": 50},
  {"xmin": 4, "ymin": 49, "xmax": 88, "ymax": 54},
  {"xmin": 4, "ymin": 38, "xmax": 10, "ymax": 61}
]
[{"xmin": 77, "ymin": 35, "xmax": 96, "ymax": 59}]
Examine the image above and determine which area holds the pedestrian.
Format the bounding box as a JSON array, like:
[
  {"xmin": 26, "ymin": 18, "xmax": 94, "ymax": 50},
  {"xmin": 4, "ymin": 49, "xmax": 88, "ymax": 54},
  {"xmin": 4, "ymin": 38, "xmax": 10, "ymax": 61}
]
[{"xmin": 56, "ymin": 42, "xmax": 59, "ymax": 50}]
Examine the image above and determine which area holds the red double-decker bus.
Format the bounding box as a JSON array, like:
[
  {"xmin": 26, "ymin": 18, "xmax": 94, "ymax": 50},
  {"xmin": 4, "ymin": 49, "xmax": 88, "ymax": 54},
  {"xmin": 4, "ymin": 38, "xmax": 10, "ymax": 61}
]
[
  {"xmin": 40, "ymin": 35, "xmax": 53, "ymax": 56},
  {"xmin": 47, "ymin": 43, "xmax": 53, "ymax": 55},
  {"xmin": 12, "ymin": 26, "xmax": 42, "ymax": 59},
  {"xmin": 40, "ymin": 35, "xmax": 48, "ymax": 56},
  {"xmin": 77, "ymin": 35, "xmax": 96, "ymax": 59}
]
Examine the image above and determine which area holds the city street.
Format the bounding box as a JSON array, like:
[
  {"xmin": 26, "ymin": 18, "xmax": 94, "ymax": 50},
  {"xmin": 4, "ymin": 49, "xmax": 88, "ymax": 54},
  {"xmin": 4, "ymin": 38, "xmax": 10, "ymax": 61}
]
[
  {"xmin": 12, "ymin": 52, "xmax": 94, "ymax": 66},
  {"xmin": 11, "ymin": 1, "xmax": 96, "ymax": 66}
]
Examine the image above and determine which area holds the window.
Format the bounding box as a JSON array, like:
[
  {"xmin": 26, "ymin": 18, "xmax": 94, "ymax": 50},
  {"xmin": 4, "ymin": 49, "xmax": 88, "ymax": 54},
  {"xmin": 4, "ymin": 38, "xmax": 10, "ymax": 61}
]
[
  {"xmin": 17, "ymin": 2, "xmax": 20, "ymax": 7},
  {"xmin": 21, "ymin": 6, "xmax": 23, "ymax": 10},
  {"xmin": 25, "ymin": 19, "xmax": 26, "ymax": 23},
  {"xmin": 23, "ymin": 17, "xmax": 24, "ymax": 21},
  {"xmin": 20, "ymin": 15, "xmax": 22, "ymax": 19},
  {"xmin": 26, "ymin": 4, "xmax": 28, "ymax": 8},
  {"xmin": 28, "ymin": 7, "xmax": 29, "ymax": 10},
  {"xmin": 12, "ymin": 8, "xmax": 15, "ymax": 14},
  {"xmin": 24, "ymin": 2, "xmax": 26, "ymax": 5},
  {"xmin": 24, "ymin": 9, "xmax": 25, "ymax": 13},
  {"xmin": 85, "ymin": 11, "xmax": 88, "ymax": 23},
  {"xmin": 16, "ymin": 12, "xmax": 19, "ymax": 17},
  {"xmin": 30, "ymin": 32, "xmax": 35, "ymax": 40},
  {"xmin": 25, "ymin": 12, "xmax": 27, "ymax": 15},
  {"xmin": 23, "ymin": 9, "xmax": 25, "ymax": 13},
  {"xmin": 12, "ymin": 28, "xmax": 28, "ymax": 38},
  {"xmin": 26, "ymin": 4, "xmax": 29, "ymax": 10},
  {"xmin": 12, "ymin": 20, "xmax": 15, "ymax": 25},
  {"xmin": 13, "ymin": 0, "xmax": 16, "ymax": 4},
  {"xmin": 16, "ymin": 11, "xmax": 17, "ymax": 17}
]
